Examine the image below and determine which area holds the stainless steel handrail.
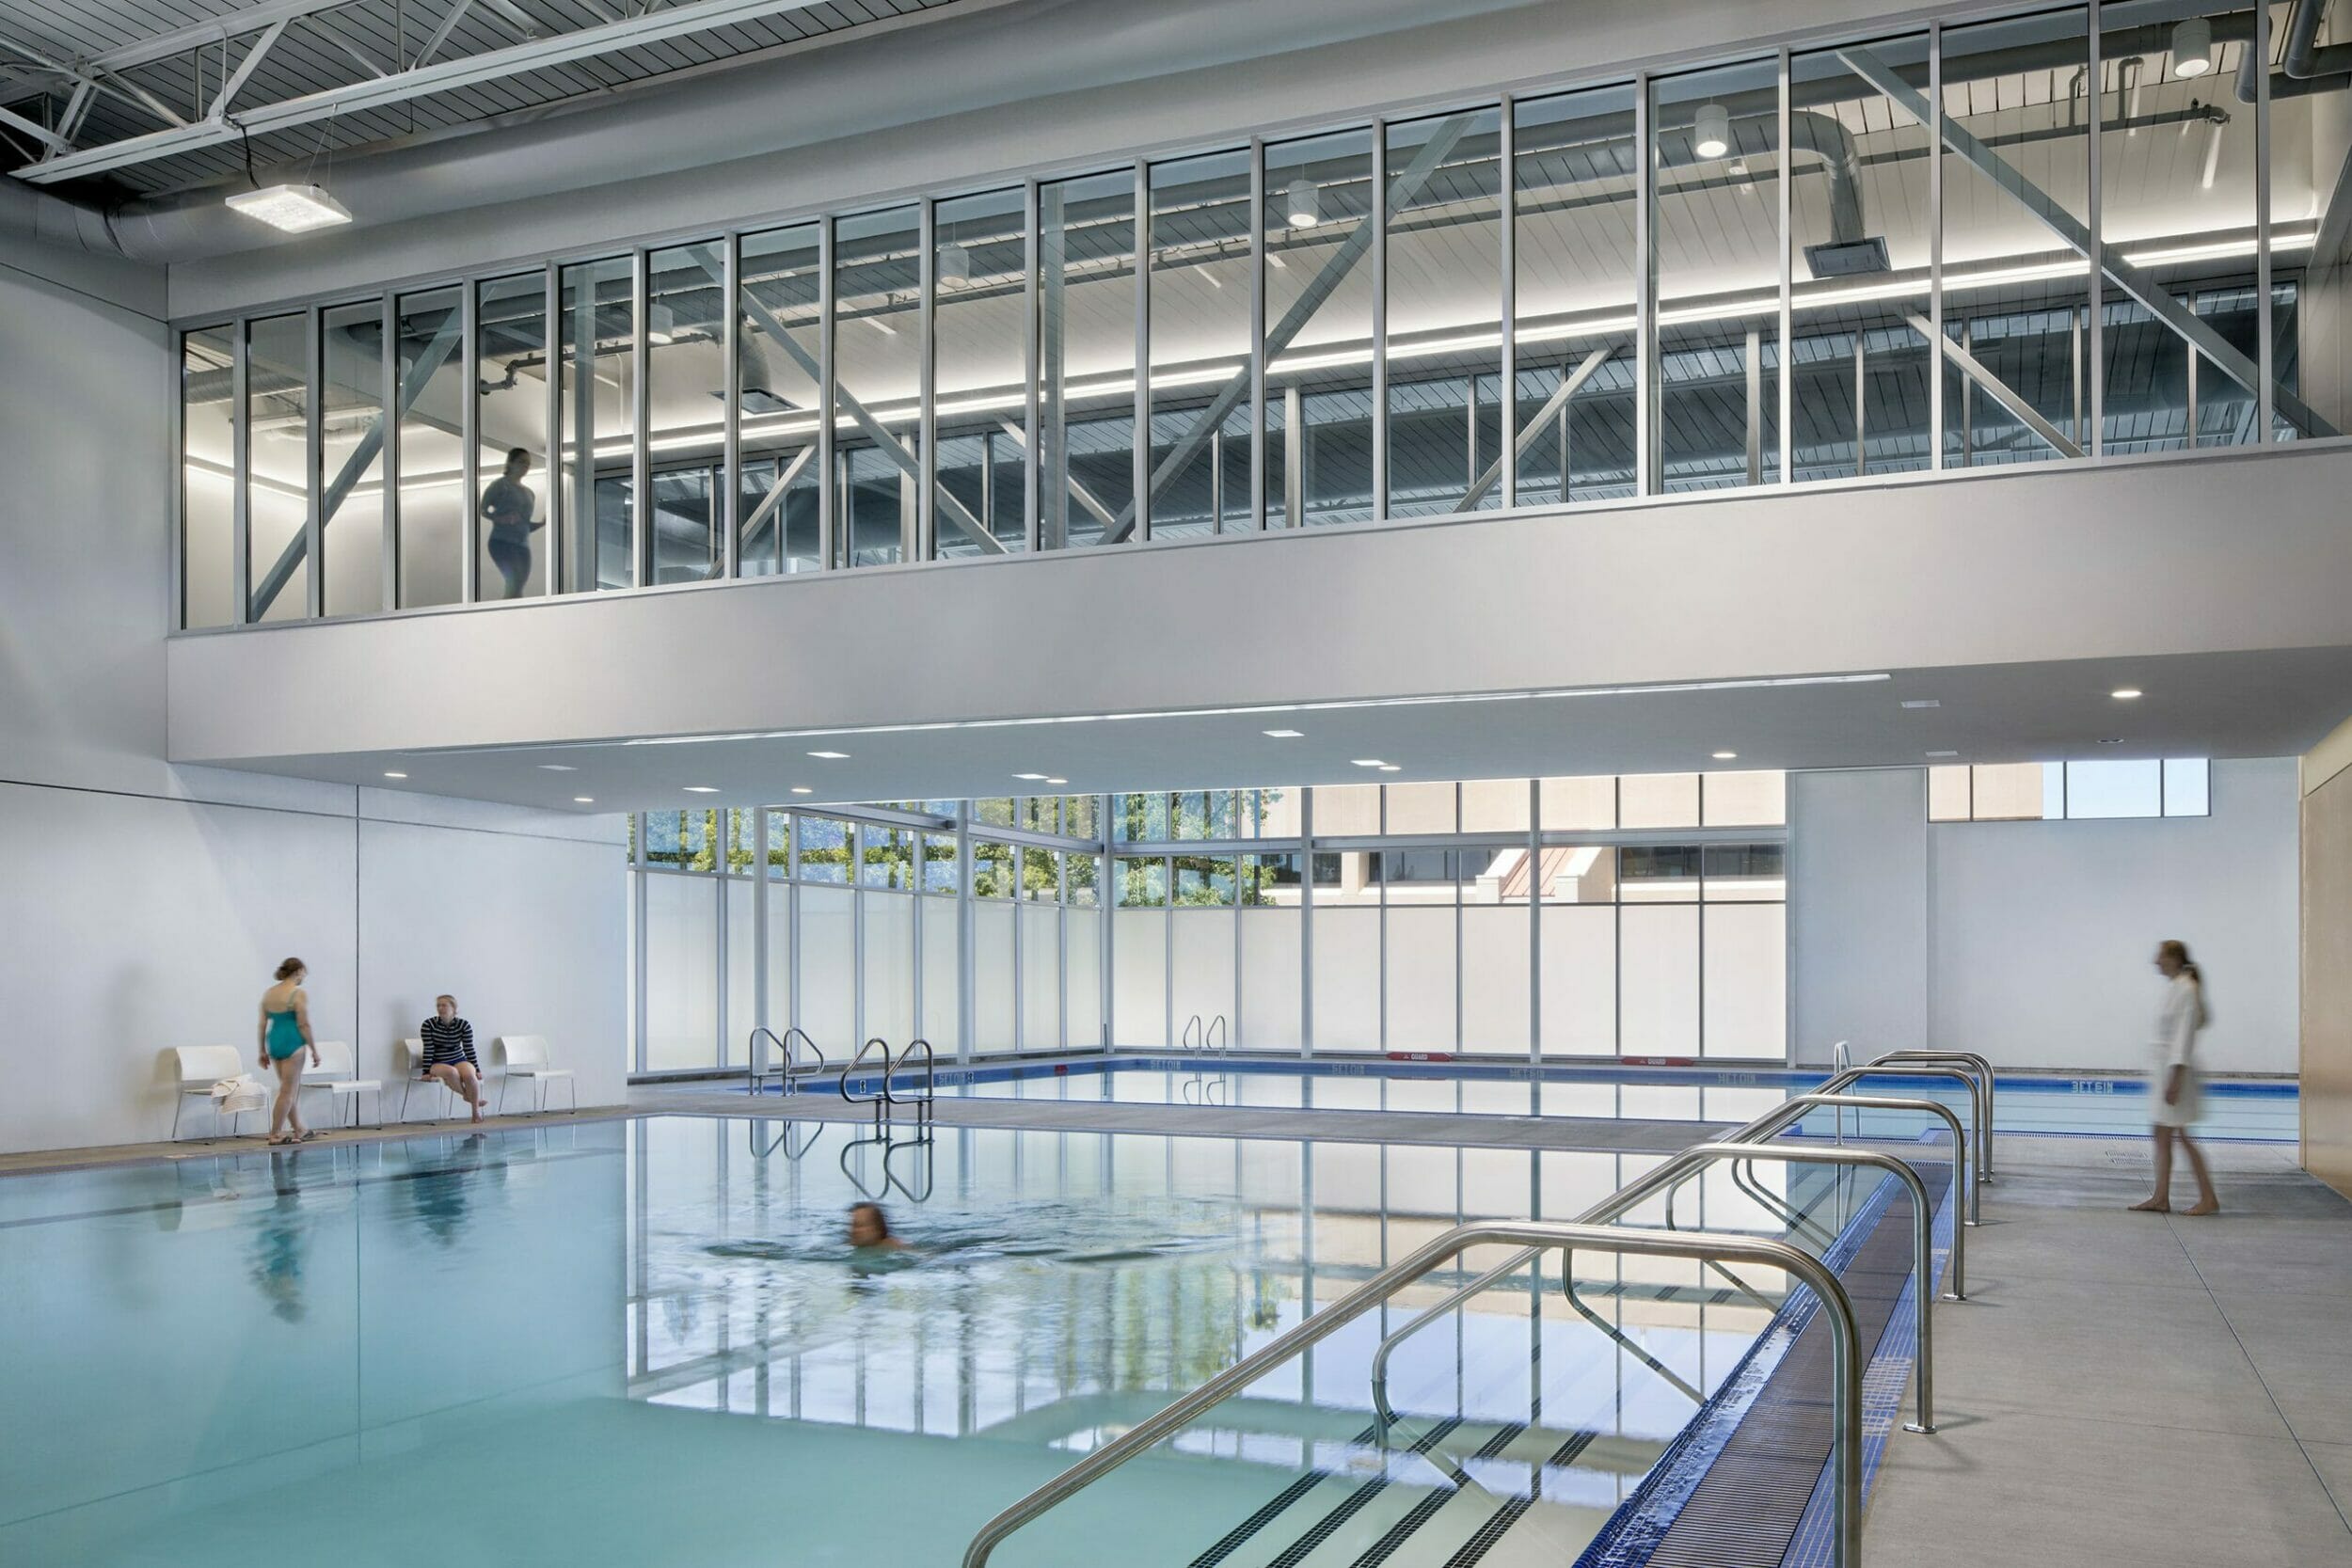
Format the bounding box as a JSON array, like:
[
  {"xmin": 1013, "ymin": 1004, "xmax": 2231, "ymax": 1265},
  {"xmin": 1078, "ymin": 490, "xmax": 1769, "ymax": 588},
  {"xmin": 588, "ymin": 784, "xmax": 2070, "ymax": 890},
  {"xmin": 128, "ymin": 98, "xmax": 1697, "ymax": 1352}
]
[
  {"xmin": 961, "ymin": 1222, "xmax": 1864, "ymax": 1568},
  {"xmin": 1666, "ymin": 1142, "xmax": 1946, "ymax": 1433},
  {"xmin": 1208, "ymin": 1013, "xmax": 1228, "ymax": 1052},
  {"xmin": 1817, "ymin": 1065, "xmax": 1986, "ymax": 1216},
  {"xmin": 839, "ymin": 1037, "xmax": 892, "ymax": 1131},
  {"xmin": 748, "ymin": 1026, "xmax": 824, "ymax": 1097},
  {"xmin": 1867, "ymin": 1051, "xmax": 1996, "ymax": 1180},
  {"xmin": 884, "ymin": 1037, "xmax": 937, "ymax": 1131},
  {"xmin": 1732, "ymin": 1089, "xmax": 1978, "ymax": 1232},
  {"xmin": 1367, "ymin": 1090, "xmax": 1967, "ymax": 1439}
]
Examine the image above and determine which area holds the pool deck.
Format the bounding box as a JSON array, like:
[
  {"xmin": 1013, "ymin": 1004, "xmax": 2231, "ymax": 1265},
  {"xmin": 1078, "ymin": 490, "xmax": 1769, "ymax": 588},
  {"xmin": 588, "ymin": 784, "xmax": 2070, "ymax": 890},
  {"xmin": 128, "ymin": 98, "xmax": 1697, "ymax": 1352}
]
[{"xmin": 1866, "ymin": 1132, "xmax": 2352, "ymax": 1567}]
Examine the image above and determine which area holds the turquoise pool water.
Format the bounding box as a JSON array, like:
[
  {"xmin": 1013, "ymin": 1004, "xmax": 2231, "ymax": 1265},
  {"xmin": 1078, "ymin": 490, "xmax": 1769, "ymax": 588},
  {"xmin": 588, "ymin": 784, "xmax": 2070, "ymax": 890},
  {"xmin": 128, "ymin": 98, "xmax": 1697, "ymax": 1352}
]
[
  {"xmin": 890, "ymin": 1058, "xmax": 2300, "ymax": 1142},
  {"xmin": 0, "ymin": 1116, "xmax": 1865, "ymax": 1567}
]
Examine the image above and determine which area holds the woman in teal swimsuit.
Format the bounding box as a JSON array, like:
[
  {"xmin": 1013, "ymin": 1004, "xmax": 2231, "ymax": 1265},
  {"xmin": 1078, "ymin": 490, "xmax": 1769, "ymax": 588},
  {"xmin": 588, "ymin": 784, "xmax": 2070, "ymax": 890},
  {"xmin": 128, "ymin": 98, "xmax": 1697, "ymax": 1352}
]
[{"xmin": 257, "ymin": 957, "xmax": 322, "ymax": 1145}]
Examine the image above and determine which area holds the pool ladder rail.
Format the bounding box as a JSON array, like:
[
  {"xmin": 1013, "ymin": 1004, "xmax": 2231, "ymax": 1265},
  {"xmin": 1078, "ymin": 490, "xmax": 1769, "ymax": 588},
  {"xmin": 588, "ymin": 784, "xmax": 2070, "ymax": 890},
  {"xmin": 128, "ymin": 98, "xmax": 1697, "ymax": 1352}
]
[
  {"xmin": 1180, "ymin": 1013, "xmax": 1230, "ymax": 1104},
  {"xmin": 839, "ymin": 1037, "xmax": 936, "ymax": 1133},
  {"xmin": 746, "ymin": 1026, "xmax": 825, "ymax": 1099},
  {"xmin": 962, "ymin": 1060, "xmax": 1996, "ymax": 1568}
]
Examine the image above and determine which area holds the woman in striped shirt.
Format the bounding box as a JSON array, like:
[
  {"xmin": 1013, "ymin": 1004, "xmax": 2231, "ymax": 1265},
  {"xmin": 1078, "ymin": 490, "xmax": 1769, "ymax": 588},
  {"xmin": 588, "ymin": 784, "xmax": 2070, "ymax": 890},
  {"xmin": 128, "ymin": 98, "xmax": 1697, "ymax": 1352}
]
[{"xmin": 420, "ymin": 995, "xmax": 485, "ymax": 1123}]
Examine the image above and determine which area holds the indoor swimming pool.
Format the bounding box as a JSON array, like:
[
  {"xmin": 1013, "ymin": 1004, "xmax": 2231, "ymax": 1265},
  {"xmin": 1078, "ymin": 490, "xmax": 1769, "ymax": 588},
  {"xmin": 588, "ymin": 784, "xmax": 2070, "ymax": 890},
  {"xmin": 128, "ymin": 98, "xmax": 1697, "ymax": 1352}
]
[
  {"xmin": 820, "ymin": 1055, "xmax": 2301, "ymax": 1142},
  {"xmin": 0, "ymin": 1114, "xmax": 1929, "ymax": 1567}
]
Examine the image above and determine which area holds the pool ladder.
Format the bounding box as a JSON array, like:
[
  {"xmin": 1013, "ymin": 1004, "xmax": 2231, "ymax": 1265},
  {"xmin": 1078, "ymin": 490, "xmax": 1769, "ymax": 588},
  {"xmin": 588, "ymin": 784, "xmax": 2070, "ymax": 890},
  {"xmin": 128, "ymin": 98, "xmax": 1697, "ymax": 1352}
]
[
  {"xmin": 1180, "ymin": 1013, "xmax": 1230, "ymax": 1104},
  {"xmin": 839, "ymin": 1037, "xmax": 936, "ymax": 1133},
  {"xmin": 746, "ymin": 1026, "xmax": 825, "ymax": 1098}
]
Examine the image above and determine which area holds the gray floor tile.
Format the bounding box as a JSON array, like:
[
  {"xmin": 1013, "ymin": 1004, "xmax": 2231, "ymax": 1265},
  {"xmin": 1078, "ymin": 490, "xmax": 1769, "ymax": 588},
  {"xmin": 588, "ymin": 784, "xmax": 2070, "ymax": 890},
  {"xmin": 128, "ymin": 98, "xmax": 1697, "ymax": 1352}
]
[
  {"xmin": 1867, "ymin": 1413, "xmax": 2352, "ymax": 1566},
  {"xmin": 2305, "ymin": 1442, "xmax": 2352, "ymax": 1529}
]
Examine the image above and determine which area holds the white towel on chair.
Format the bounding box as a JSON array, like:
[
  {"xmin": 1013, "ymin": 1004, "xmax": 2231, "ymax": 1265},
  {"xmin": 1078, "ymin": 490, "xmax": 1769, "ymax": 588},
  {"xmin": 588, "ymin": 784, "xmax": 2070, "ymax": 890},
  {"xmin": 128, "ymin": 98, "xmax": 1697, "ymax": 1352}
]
[{"xmin": 209, "ymin": 1075, "xmax": 266, "ymax": 1115}]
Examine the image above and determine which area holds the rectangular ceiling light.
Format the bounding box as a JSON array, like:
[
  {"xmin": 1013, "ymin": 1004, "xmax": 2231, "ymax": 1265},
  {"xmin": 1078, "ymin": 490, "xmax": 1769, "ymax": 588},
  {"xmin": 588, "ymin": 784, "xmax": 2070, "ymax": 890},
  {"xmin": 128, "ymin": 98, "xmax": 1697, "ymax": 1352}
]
[{"xmin": 224, "ymin": 182, "xmax": 354, "ymax": 233}]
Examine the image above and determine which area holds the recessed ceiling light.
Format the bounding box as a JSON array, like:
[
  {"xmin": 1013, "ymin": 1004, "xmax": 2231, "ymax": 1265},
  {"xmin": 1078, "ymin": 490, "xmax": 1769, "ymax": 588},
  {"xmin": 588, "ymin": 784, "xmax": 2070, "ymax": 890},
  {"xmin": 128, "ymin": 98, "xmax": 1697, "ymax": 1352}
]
[
  {"xmin": 2110, "ymin": 688, "xmax": 2142, "ymax": 700},
  {"xmin": 1263, "ymin": 728, "xmax": 1304, "ymax": 738},
  {"xmin": 1045, "ymin": 777, "xmax": 1068, "ymax": 785},
  {"xmin": 808, "ymin": 750, "xmax": 850, "ymax": 759},
  {"xmin": 1926, "ymin": 750, "xmax": 1960, "ymax": 758},
  {"xmin": 538, "ymin": 763, "xmax": 579, "ymax": 771},
  {"xmin": 1351, "ymin": 758, "xmax": 1387, "ymax": 768},
  {"xmin": 573, "ymin": 796, "xmax": 595, "ymax": 803},
  {"xmin": 684, "ymin": 785, "xmax": 721, "ymax": 794},
  {"xmin": 383, "ymin": 770, "xmax": 407, "ymax": 780},
  {"xmin": 1377, "ymin": 765, "xmax": 1401, "ymax": 772},
  {"xmin": 789, "ymin": 787, "xmax": 813, "ymax": 795},
  {"xmin": 1012, "ymin": 772, "xmax": 1050, "ymax": 782},
  {"xmin": 225, "ymin": 182, "xmax": 353, "ymax": 233},
  {"xmin": 1711, "ymin": 751, "xmax": 1738, "ymax": 760},
  {"xmin": 1900, "ymin": 699, "xmax": 1940, "ymax": 710},
  {"xmin": 2098, "ymin": 737, "xmax": 2124, "ymax": 745}
]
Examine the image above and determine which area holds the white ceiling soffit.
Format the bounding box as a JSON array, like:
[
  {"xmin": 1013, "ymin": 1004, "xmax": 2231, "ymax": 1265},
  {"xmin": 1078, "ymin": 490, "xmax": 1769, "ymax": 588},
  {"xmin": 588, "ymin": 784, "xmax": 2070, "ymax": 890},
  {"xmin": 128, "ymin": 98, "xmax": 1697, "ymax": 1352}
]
[
  {"xmin": 0, "ymin": 0, "xmax": 977, "ymax": 195},
  {"xmin": 226, "ymin": 647, "xmax": 2352, "ymax": 814}
]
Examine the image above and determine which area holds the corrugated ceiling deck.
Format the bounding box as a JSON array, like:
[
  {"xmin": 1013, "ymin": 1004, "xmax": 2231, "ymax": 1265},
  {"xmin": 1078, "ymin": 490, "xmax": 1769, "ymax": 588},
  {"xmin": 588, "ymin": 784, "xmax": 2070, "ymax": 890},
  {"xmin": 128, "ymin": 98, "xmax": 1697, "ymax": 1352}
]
[{"xmin": 0, "ymin": 0, "xmax": 959, "ymax": 197}]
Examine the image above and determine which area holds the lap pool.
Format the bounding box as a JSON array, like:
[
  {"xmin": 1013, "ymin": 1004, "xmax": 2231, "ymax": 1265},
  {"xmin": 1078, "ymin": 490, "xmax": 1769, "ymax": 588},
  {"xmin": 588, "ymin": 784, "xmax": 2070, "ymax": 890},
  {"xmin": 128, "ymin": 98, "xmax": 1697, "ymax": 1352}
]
[{"xmin": 0, "ymin": 1114, "xmax": 1934, "ymax": 1567}]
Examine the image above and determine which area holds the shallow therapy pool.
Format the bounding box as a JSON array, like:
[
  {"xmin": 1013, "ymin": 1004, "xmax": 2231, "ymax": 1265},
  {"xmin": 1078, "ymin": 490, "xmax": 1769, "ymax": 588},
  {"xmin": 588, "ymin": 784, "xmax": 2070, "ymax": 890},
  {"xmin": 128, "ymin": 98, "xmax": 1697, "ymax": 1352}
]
[
  {"xmin": 865, "ymin": 1056, "xmax": 2300, "ymax": 1141},
  {"xmin": 0, "ymin": 1114, "xmax": 1900, "ymax": 1567}
]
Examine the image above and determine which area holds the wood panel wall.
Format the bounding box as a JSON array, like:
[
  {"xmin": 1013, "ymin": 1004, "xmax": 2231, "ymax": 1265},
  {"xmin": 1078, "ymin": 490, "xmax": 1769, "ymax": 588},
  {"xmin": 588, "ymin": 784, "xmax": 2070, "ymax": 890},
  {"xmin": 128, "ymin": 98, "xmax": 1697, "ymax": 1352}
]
[{"xmin": 2304, "ymin": 761, "xmax": 2352, "ymax": 1198}]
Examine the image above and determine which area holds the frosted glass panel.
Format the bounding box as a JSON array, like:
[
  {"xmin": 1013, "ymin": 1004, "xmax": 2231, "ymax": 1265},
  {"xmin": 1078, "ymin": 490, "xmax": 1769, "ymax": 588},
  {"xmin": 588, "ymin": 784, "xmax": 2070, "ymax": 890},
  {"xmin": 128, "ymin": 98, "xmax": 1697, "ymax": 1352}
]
[
  {"xmin": 1170, "ymin": 909, "xmax": 1235, "ymax": 1045},
  {"xmin": 1619, "ymin": 772, "xmax": 1700, "ymax": 829},
  {"xmin": 765, "ymin": 883, "xmax": 793, "ymax": 1040},
  {"xmin": 1312, "ymin": 907, "xmax": 1380, "ymax": 1052},
  {"xmin": 1313, "ymin": 784, "xmax": 1382, "ymax": 835},
  {"xmin": 1462, "ymin": 905, "xmax": 1530, "ymax": 1053},
  {"xmin": 799, "ymin": 884, "xmax": 855, "ymax": 1051},
  {"xmin": 920, "ymin": 897, "xmax": 961, "ymax": 1055},
  {"xmin": 973, "ymin": 901, "xmax": 1016, "ymax": 1053},
  {"xmin": 1540, "ymin": 776, "xmax": 1616, "ymax": 831},
  {"xmin": 1539, "ymin": 904, "xmax": 1615, "ymax": 1055},
  {"xmin": 1701, "ymin": 770, "xmax": 1787, "ymax": 827},
  {"xmin": 1619, "ymin": 905, "xmax": 1698, "ymax": 1055},
  {"xmin": 725, "ymin": 877, "xmax": 755, "ymax": 1064},
  {"xmin": 1112, "ymin": 909, "xmax": 1168, "ymax": 1047},
  {"xmin": 1021, "ymin": 903, "xmax": 1061, "ymax": 1049},
  {"xmin": 1240, "ymin": 910, "xmax": 1303, "ymax": 1050},
  {"xmin": 863, "ymin": 892, "xmax": 916, "ymax": 1048},
  {"xmin": 1384, "ymin": 905, "xmax": 1455, "ymax": 1053},
  {"xmin": 1460, "ymin": 778, "xmax": 1532, "ymax": 832},
  {"xmin": 1703, "ymin": 902, "xmax": 1785, "ymax": 1058},
  {"xmin": 1066, "ymin": 912, "xmax": 1102, "ymax": 1048},
  {"xmin": 644, "ymin": 874, "xmax": 718, "ymax": 1070}
]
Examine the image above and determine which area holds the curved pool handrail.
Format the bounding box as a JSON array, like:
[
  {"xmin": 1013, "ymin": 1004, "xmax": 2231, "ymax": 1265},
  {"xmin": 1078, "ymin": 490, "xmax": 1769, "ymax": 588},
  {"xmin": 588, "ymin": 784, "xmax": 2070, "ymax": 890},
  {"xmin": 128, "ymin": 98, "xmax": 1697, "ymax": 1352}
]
[
  {"xmin": 749, "ymin": 1026, "xmax": 826, "ymax": 1097},
  {"xmin": 884, "ymin": 1037, "xmax": 936, "ymax": 1129},
  {"xmin": 840, "ymin": 1037, "xmax": 892, "ymax": 1129},
  {"xmin": 1866, "ymin": 1050, "xmax": 1996, "ymax": 1180},
  {"xmin": 962, "ymin": 1221, "xmax": 1864, "ymax": 1568},
  {"xmin": 1367, "ymin": 1088, "xmax": 1972, "ymax": 1443}
]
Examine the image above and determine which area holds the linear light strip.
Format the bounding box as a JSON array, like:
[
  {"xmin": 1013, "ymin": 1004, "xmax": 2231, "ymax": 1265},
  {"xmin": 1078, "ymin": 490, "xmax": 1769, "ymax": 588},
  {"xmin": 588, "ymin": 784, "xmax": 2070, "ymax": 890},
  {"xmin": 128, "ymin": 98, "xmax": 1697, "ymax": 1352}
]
[{"xmin": 599, "ymin": 673, "xmax": 1893, "ymax": 750}]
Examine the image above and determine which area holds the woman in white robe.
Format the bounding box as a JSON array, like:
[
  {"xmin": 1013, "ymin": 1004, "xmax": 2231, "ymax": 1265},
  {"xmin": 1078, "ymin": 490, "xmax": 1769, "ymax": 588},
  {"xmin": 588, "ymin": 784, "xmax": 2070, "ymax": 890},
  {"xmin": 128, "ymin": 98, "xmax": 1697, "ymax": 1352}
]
[{"xmin": 2131, "ymin": 940, "xmax": 2218, "ymax": 1215}]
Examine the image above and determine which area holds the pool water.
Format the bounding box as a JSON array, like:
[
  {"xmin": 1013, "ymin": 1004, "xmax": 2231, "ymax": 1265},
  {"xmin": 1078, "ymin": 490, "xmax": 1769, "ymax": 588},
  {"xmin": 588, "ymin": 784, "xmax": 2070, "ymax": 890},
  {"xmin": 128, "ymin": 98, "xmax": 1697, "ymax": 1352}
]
[
  {"xmin": 887, "ymin": 1057, "xmax": 2300, "ymax": 1142},
  {"xmin": 0, "ymin": 1116, "xmax": 1867, "ymax": 1567}
]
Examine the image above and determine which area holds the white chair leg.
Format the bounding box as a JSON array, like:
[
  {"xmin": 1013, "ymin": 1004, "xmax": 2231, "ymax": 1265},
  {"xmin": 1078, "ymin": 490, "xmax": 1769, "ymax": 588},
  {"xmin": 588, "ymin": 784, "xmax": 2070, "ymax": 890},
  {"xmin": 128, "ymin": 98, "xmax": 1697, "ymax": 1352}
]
[
  {"xmin": 497, "ymin": 1076, "xmax": 509, "ymax": 1115},
  {"xmin": 172, "ymin": 1095, "xmax": 184, "ymax": 1142}
]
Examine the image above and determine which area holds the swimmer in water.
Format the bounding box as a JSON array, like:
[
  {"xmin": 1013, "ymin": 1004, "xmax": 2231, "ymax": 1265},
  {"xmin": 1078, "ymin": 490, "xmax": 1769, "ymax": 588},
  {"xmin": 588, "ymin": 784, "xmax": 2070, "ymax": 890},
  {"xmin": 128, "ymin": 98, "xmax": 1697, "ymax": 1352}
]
[{"xmin": 847, "ymin": 1201, "xmax": 907, "ymax": 1250}]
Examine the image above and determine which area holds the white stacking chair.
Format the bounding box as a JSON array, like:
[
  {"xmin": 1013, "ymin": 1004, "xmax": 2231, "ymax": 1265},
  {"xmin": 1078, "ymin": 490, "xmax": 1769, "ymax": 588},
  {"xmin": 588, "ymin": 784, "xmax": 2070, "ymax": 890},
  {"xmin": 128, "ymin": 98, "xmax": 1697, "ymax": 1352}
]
[
  {"xmin": 399, "ymin": 1037, "xmax": 481, "ymax": 1121},
  {"xmin": 172, "ymin": 1045, "xmax": 260, "ymax": 1140},
  {"xmin": 299, "ymin": 1040, "xmax": 382, "ymax": 1130},
  {"xmin": 497, "ymin": 1035, "xmax": 577, "ymax": 1115}
]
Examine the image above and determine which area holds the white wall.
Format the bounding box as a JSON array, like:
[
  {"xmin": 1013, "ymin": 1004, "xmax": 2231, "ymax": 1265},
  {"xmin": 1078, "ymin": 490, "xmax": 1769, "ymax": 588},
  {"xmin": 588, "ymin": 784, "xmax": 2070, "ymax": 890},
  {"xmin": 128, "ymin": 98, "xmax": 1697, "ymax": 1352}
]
[
  {"xmin": 0, "ymin": 242, "xmax": 627, "ymax": 1157},
  {"xmin": 1791, "ymin": 759, "xmax": 2301, "ymax": 1076},
  {"xmin": 1930, "ymin": 757, "xmax": 2301, "ymax": 1076},
  {"xmin": 1790, "ymin": 768, "xmax": 1930, "ymax": 1066}
]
